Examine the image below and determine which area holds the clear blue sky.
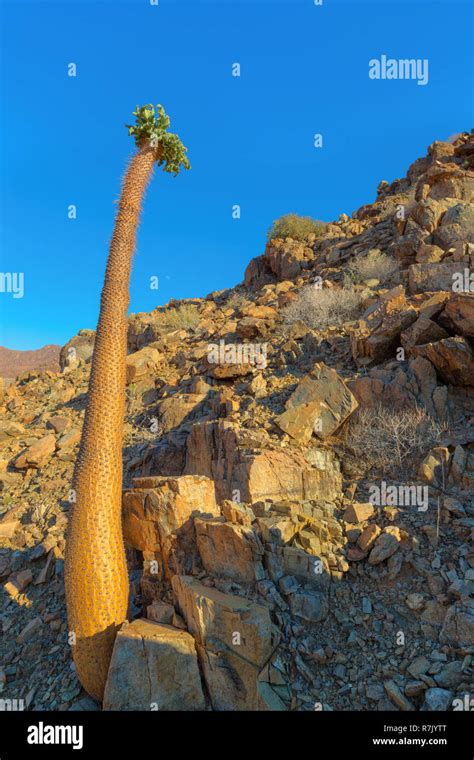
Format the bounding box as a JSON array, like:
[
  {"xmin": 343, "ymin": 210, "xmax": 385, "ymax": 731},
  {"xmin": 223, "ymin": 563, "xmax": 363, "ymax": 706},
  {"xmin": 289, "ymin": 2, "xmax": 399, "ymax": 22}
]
[{"xmin": 0, "ymin": 0, "xmax": 472, "ymax": 350}]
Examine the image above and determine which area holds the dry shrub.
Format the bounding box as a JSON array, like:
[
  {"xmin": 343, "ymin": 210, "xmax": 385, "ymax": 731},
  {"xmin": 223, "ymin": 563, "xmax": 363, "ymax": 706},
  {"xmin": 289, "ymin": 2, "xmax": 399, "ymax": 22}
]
[
  {"xmin": 226, "ymin": 291, "xmax": 249, "ymax": 313},
  {"xmin": 347, "ymin": 249, "xmax": 399, "ymax": 284},
  {"xmin": 282, "ymin": 285, "xmax": 364, "ymax": 329},
  {"xmin": 346, "ymin": 404, "xmax": 448, "ymax": 477},
  {"xmin": 155, "ymin": 304, "xmax": 200, "ymax": 332}
]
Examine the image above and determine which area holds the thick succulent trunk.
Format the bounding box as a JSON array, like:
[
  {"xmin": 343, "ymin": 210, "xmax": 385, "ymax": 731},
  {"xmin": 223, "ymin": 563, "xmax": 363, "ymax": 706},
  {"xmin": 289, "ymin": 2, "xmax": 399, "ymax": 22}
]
[{"xmin": 65, "ymin": 145, "xmax": 156, "ymax": 701}]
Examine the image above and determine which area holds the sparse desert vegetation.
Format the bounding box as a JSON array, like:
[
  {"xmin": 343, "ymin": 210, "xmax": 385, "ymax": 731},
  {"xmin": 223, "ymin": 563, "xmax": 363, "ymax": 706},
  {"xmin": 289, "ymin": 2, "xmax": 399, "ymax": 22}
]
[
  {"xmin": 347, "ymin": 249, "xmax": 400, "ymax": 283},
  {"xmin": 346, "ymin": 404, "xmax": 448, "ymax": 477},
  {"xmin": 346, "ymin": 248, "xmax": 400, "ymax": 285},
  {"xmin": 282, "ymin": 284, "xmax": 364, "ymax": 329},
  {"xmin": 154, "ymin": 303, "xmax": 201, "ymax": 332},
  {"xmin": 267, "ymin": 213, "xmax": 325, "ymax": 242}
]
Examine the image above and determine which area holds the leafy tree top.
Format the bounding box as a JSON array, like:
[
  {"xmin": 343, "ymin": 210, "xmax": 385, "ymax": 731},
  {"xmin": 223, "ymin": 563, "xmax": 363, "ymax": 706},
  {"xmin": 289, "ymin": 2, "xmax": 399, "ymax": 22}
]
[{"xmin": 126, "ymin": 104, "xmax": 190, "ymax": 176}]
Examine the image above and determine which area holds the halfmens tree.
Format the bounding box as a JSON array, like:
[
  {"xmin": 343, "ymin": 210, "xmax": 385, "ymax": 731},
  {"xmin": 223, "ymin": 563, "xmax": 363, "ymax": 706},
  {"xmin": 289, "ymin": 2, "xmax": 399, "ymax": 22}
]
[{"xmin": 64, "ymin": 105, "xmax": 190, "ymax": 701}]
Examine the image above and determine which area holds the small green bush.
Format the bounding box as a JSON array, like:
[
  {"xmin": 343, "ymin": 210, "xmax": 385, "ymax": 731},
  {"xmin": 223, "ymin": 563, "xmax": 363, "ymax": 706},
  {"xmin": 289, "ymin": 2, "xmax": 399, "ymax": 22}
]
[{"xmin": 267, "ymin": 213, "xmax": 325, "ymax": 242}]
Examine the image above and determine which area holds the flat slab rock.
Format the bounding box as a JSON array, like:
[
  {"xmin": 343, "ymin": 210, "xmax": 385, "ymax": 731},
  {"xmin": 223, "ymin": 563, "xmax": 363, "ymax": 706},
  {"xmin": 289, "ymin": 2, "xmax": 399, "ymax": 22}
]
[
  {"xmin": 103, "ymin": 619, "xmax": 206, "ymax": 711},
  {"xmin": 275, "ymin": 362, "xmax": 358, "ymax": 443}
]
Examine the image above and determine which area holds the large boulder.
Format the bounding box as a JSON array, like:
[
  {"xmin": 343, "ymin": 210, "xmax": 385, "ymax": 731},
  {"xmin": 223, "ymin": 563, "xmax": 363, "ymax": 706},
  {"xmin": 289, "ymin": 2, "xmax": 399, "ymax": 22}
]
[
  {"xmin": 172, "ymin": 575, "xmax": 280, "ymax": 710},
  {"xmin": 264, "ymin": 238, "xmax": 314, "ymax": 281},
  {"xmin": 431, "ymin": 203, "xmax": 474, "ymax": 249},
  {"xmin": 400, "ymin": 315, "xmax": 449, "ymax": 353},
  {"xmin": 408, "ymin": 261, "xmax": 464, "ymax": 294},
  {"xmin": 439, "ymin": 293, "xmax": 474, "ymax": 337},
  {"xmin": 185, "ymin": 420, "xmax": 342, "ymax": 504},
  {"xmin": 125, "ymin": 346, "xmax": 161, "ymax": 385},
  {"xmin": 244, "ymin": 255, "xmax": 275, "ymax": 289},
  {"xmin": 122, "ymin": 475, "xmax": 220, "ymax": 579},
  {"xmin": 0, "ymin": 421, "xmax": 25, "ymax": 443},
  {"xmin": 275, "ymin": 363, "xmax": 358, "ymax": 443},
  {"xmin": 103, "ymin": 619, "xmax": 206, "ymax": 711},
  {"xmin": 351, "ymin": 287, "xmax": 417, "ymax": 365},
  {"xmin": 412, "ymin": 336, "xmax": 474, "ymax": 386},
  {"xmin": 60, "ymin": 329, "xmax": 95, "ymax": 370}
]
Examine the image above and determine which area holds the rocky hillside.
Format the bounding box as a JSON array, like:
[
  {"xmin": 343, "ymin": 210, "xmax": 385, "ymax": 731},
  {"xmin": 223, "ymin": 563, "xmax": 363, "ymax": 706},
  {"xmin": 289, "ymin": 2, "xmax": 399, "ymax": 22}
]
[
  {"xmin": 0, "ymin": 344, "xmax": 60, "ymax": 380},
  {"xmin": 0, "ymin": 131, "xmax": 473, "ymax": 712}
]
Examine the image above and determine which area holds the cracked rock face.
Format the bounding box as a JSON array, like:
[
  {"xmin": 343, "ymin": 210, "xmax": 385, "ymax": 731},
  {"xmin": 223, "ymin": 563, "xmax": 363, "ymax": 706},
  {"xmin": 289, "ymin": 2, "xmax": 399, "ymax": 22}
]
[{"xmin": 103, "ymin": 618, "xmax": 206, "ymax": 711}]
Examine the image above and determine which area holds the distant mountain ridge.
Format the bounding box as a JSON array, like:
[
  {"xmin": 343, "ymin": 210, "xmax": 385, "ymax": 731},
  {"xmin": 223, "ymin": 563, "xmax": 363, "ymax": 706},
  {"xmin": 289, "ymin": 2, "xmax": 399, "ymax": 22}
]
[{"xmin": 0, "ymin": 344, "xmax": 60, "ymax": 378}]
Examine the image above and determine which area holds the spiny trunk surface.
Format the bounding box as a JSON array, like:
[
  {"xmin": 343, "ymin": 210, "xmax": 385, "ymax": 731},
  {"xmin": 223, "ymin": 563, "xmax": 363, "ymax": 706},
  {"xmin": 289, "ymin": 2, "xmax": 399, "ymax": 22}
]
[{"xmin": 65, "ymin": 146, "xmax": 156, "ymax": 701}]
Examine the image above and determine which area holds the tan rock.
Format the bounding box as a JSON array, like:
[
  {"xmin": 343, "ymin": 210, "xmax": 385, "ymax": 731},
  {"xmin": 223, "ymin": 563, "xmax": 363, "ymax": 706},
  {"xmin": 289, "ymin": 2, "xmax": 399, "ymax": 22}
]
[
  {"xmin": 348, "ymin": 376, "xmax": 385, "ymax": 408},
  {"xmin": 195, "ymin": 518, "xmax": 265, "ymax": 583},
  {"xmin": 351, "ymin": 287, "xmax": 417, "ymax": 365},
  {"xmin": 418, "ymin": 447, "xmax": 451, "ymax": 484},
  {"xmin": 122, "ymin": 475, "xmax": 220, "ymax": 577},
  {"xmin": 440, "ymin": 293, "xmax": 474, "ymax": 337},
  {"xmin": 415, "ymin": 244, "xmax": 445, "ymax": 263},
  {"xmin": 410, "ymin": 198, "xmax": 446, "ymax": 233},
  {"xmin": 256, "ymin": 515, "xmax": 300, "ymax": 544},
  {"xmin": 0, "ymin": 421, "xmax": 25, "ymax": 442},
  {"xmin": 4, "ymin": 569, "xmax": 33, "ymax": 598},
  {"xmin": 146, "ymin": 601, "xmax": 175, "ymax": 625},
  {"xmin": 400, "ymin": 316, "xmax": 449, "ymax": 353},
  {"xmin": 412, "ymin": 336, "xmax": 474, "ymax": 386},
  {"xmin": 368, "ymin": 530, "xmax": 401, "ymax": 565},
  {"xmin": 242, "ymin": 304, "xmax": 277, "ymax": 320},
  {"xmin": 264, "ymin": 238, "xmax": 313, "ymax": 280},
  {"xmin": 343, "ymin": 502, "xmax": 374, "ymax": 524},
  {"xmin": 185, "ymin": 420, "xmax": 342, "ymax": 504},
  {"xmin": 275, "ymin": 363, "xmax": 358, "ymax": 443},
  {"xmin": 417, "ymin": 291, "xmax": 450, "ymax": 319},
  {"xmin": 172, "ymin": 575, "xmax": 280, "ymax": 710},
  {"xmin": 46, "ymin": 415, "xmax": 69, "ymax": 433},
  {"xmin": 60, "ymin": 329, "xmax": 94, "ymax": 370},
  {"xmin": 236, "ymin": 317, "xmax": 267, "ymax": 339},
  {"xmin": 57, "ymin": 428, "xmax": 81, "ymax": 452},
  {"xmin": 126, "ymin": 346, "xmax": 161, "ymax": 384},
  {"xmin": 384, "ymin": 680, "xmax": 415, "ymax": 711},
  {"xmin": 221, "ymin": 500, "xmax": 254, "ymax": 526},
  {"xmin": 156, "ymin": 393, "xmax": 207, "ymax": 433},
  {"xmin": 408, "ymin": 261, "xmax": 463, "ymax": 294},
  {"xmin": 358, "ymin": 524, "xmax": 381, "ymax": 551},
  {"xmin": 0, "ymin": 519, "xmax": 21, "ymax": 539},
  {"xmin": 103, "ymin": 619, "xmax": 206, "ymax": 711},
  {"xmin": 15, "ymin": 434, "xmax": 56, "ymax": 469}
]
